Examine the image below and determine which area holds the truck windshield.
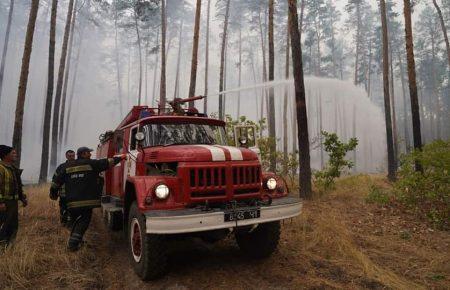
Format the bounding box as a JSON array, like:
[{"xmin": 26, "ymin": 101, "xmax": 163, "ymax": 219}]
[{"xmin": 141, "ymin": 124, "xmax": 227, "ymax": 147}]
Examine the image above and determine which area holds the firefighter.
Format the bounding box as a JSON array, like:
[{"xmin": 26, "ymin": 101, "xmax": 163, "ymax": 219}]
[
  {"xmin": 0, "ymin": 145, "xmax": 28, "ymax": 247},
  {"xmin": 49, "ymin": 147, "xmax": 125, "ymax": 251},
  {"xmin": 52, "ymin": 150, "xmax": 76, "ymax": 225}
]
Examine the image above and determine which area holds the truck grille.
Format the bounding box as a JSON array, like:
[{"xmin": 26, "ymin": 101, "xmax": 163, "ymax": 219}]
[
  {"xmin": 189, "ymin": 167, "xmax": 227, "ymax": 187},
  {"xmin": 232, "ymin": 166, "xmax": 260, "ymax": 186},
  {"xmin": 186, "ymin": 165, "xmax": 261, "ymax": 199}
]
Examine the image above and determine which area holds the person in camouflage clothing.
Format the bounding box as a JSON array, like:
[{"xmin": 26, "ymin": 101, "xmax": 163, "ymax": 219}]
[{"xmin": 0, "ymin": 145, "xmax": 28, "ymax": 247}]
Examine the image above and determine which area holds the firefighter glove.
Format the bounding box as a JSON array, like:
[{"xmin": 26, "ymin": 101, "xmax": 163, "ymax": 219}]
[
  {"xmin": 49, "ymin": 190, "xmax": 59, "ymax": 201},
  {"xmin": 21, "ymin": 195, "xmax": 28, "ymax": 207}
]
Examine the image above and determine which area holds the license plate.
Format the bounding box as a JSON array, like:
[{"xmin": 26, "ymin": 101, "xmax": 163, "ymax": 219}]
[{"xmin": 224, "ymin": 208, "xmax": 260, "ymax": 222}]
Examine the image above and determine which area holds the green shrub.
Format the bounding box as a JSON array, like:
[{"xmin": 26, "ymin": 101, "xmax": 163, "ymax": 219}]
[
  {"xmin": 365, "ymin": 184, "xmax": 390, "ymax": 205},
  {"xmin": 314, "ymin": 131, "xmax": 358, "ymax": 192},
  {"xmin": 394, "ymin": 140, "xmax": 450, "ymax": 230}
]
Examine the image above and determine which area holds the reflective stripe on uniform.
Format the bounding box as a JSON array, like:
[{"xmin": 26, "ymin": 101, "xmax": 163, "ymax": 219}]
[
  {"xmin": 66, "ymin": 165, "xmax": 93, "ymax": 174},
  {"xmin": 67, "ymin": 199, "xmax": 101, "ymax": 208},
  {"xmin": 0, "ymin": 162, "xmax": 18, "ymax": 201}
]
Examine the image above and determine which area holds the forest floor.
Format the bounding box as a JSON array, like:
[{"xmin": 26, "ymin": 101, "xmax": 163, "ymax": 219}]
[{"xmin": 0, "ymin": 175, "xmax": 449, "ymax": 289}]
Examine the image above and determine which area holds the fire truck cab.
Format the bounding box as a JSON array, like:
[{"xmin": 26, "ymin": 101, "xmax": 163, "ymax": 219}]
[{"xmin": 97, "ymin": 98, "xmax": 302, "ymax": 280}]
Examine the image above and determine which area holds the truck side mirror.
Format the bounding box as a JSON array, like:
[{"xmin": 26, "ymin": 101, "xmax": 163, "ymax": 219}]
[{"xmin": 233, "ymin": 125, "xmax": 257, "ymax": 148}]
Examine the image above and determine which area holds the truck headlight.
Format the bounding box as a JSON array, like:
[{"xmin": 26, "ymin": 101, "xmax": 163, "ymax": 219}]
[
  {"xmin": 266, "ymin": 178, "xmax": 277, "ymax": 190},
  {"xmin": 154, "ymin": 184, "xmax": 170, "ymax": 199}
]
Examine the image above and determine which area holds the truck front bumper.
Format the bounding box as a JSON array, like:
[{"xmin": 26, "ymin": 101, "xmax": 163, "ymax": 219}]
[{"xmin": 144, "ymin": 197, "xmax": 302, "ymax": 234}]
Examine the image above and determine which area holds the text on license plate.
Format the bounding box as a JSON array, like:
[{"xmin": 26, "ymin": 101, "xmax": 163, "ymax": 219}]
[{"xmin": 224, "ymin": 209, "xmax": 260, "ymax": 222}]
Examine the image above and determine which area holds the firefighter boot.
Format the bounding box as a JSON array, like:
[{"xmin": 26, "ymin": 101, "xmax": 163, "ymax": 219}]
[{"xmin": 68, "ymin": 233, "xmax": 83, "ymax": 252}]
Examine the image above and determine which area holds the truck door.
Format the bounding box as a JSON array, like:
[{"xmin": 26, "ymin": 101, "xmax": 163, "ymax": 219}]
[
  {"xmin": 112, "ymin": 130, "xmax": 125, "ymax": 196},
  {"xmin": 124, "ymin": 126, "xmax": 139, "ymax": 182}
]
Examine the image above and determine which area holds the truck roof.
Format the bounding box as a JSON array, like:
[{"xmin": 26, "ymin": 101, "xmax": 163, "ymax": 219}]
[{"xmin": 116, "ymin": 106, "xmax": 225, "ymax": 130}]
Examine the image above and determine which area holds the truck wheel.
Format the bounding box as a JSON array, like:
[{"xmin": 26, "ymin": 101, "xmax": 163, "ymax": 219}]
[
  {"xmin": 128, "ymin": 201, "xmax": 168, "ymax": 280},
  {"xmin": 235, "ymin": 221, "xmax": 280, "ymax": 259}
]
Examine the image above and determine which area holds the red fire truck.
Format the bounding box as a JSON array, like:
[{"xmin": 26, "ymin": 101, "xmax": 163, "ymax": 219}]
[{"xmin": 97, "ymin": 97, "xmax": 302, "ymax": 280}]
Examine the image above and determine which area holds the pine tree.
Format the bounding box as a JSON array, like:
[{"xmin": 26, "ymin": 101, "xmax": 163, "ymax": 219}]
[
  {"xmin": 268, "ymin": 0, "xmax": 276, "ymax": 172},
  {"xmin": 0, "ymin": 0, "xmax": 14, "ymax": 105},
  {"xmin": 218, "ymin": 0, "xmax": 231, "ymax": 120},
  {"xmin": 50, "ymin": 0, "xmax": 75, "ymax": 169},
  {"xmin": 160, "ymin": 0, "xmax": 167, "ymax": 109},
  {"xmin": 380, "ymin": 0, "xmax": 396, "ymax": 181},
  {"xmin": 12, "ymin": 0, "xmax": 40, "ymax": 166},
  {"xmin": 188, "ymin": 0, "xmax": 202, "ymax": 105},
  {"xmin": 403, "ymin": 0, "xmax": 423, "ymax": 171},
  {"xmin": 288, "ymin": 0, "xmax": 312, "ymax": 198},
  {"xmin": 39, "ymin": 0, "xmax": 58, "ymax": 182}
]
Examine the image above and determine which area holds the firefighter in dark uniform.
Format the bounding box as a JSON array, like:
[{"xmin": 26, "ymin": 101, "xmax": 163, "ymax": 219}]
[
  {"xmin": 0, "ymin": 145, "xmax": 28, "ymax": 247},
  {"xmin": 53, "ymin": 150, "xmax": 76, "ymax": 225},
  {"xmin": 50, "ymin": 147, "xmax": 125, "ymax": 251}
]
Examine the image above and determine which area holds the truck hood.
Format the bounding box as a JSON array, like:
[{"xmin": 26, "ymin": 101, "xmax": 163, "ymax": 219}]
[{"xmin": 143, "ymin": 145, "xmax": 258, "ymax": 163}]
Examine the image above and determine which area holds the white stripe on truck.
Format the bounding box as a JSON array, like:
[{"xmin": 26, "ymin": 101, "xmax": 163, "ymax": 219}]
[
  {"xmin": 216, "ymin": 145, "xmax": 243, "ymax": 161},
  {"xmin": 195, "ymin": 145, "xmax": 226, "ymax": 161}
]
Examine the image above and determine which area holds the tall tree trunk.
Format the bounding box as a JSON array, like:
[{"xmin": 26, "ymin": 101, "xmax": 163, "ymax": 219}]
[
  {"xmin": 151, "ymin": 31, "xmax": 159, "ymax": 106},
  {"xmin": 397, "ymin": 49, "xmax": 410, "ymax": 152},
  {"xmin": 330, "ymin": 20, "xmax": 337, "ymax": 78},
  {"xmin": 0, "ymin": 0, "xmax": 15, "ymax": 104},
  {"xmin": 145, "ymin": 39, "xmax": 148, "ymax": 103},
  {"xmin": 268, "ymin": 0, "xmax": 276, "ymax": 172},
  {"xmin": 12, "ymin": 0, "xmax": 40, "ymax": 167},
  {"xmin": 380, "ymin": 0, "xmax": 396, "ymax": 181},
  {"xmin": 114, "ymin": 0, "xmax": 123, "ymax": 116},
  {"xmin": 39, "ymin": 0, "xmax": 58, "ymax": 182},
  {"xmin": 218, "ymin": 0, "xmax": 231, "ymax": 120},
  {"xmin": 403, "ymin": 0, "xmax": 423, "ymax": 171},
  {"xmin": 127, "ymin": 46, "xmax": 131, "ymax": 104},
  {"xmin": 430, "ymin": 27, "xmax": 440, "ymax": 140},
  {"xmin": 237, "ymin": 26, "xmax": 242, "ymax": 118},
  {"xmin": 288, "ymin": 0, "xmax": 311, "ymax": 198},
  {"xmin": 64, "ymin": 37, "xmax": 83, "ymax": 146},
  {"xmin": 188, "ymin": 0, "xmax": 202, "ymax": 107},
  {"xmin": 283, "ymin": 20, "xmax": 290, "ymax": 175},
  {"xmin": 352, "ymin": 103, "xmax": 356, "ymax": 173},
  {"xmin": 258, "ymin": 11, "xmax": 267, "ymax": 121},
  {"xmin": 134, "ymin": 11, "xmax": 142, "ymax": 105},
  {"xmin": 432, "ymin": 0, "xmax": 450, "ymax": 68},
  {"xmin": 204, "ymin": 0, "xmax": 211, "ymax": 114},
  {"xmin": 389, "ymin": 39, "xmax": 398, "ymax": 166},
  {"xmin": 159, "ymin": 0, "xmax": 167, "ymax": 109},
  {"xmin": 354, "ymin": 2, "xmax": 361, "ymax": 85},
  {"xmin": 250, "ymin": 48, "xmax": 260, "ymax": 121},
  {"xmin": 367, "ymin": 38, "xmax": 373, "ymax": 98},
  {"xmin": 50, "ymin": 0, "xmax": 74, "ymax": 170},
  {"xmin": 315, "ymin": 22, "xmax": 321, "ymax": 76},
  {"xmin": 64, "ymin": 0, "xmax": 89, "ymax": 146},
  {"xmin": 223, "ymin": 38, "xmax": 228, "ymax": 114},
  {"xmin": 299, "ymin": 0, "xmax": 305, "ymax": 39},
  {"xmin": 288, "ymin": 0, "xmax": 305, "ymax": 162},
  {"xmin": 318, "ymin": 93, "xmax": 324, "ymax": 170},
  {"xmin": 173, "ymin": 19, "xmax": 183, "ymax": 100},
  {"xmin": 59, "ymin": 0, "xmax": 77, "ymax": 147}
]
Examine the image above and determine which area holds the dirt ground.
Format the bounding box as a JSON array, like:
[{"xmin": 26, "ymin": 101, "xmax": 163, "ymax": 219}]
[{"xmin": 1, "ymin": 175, "xmax": 449, "ymax": 289}]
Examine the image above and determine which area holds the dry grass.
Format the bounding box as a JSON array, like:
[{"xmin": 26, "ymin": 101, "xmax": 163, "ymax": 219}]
[
  {"xmin": 0, "ymin": 185, "xmax": 105, "ymax": 289},
  {"xmin": 1, "ymin": 175, "xmax": 449, "ymax": 289}
]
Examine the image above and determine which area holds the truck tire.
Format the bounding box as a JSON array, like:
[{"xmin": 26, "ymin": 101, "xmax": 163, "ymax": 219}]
[
  {"xmin": 128, "ymin": 201, "xmax": 168, "ymax": 280},
  {"xmin": 235, "ymin": 221, "xmax": 280, "ymax": 259}
]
